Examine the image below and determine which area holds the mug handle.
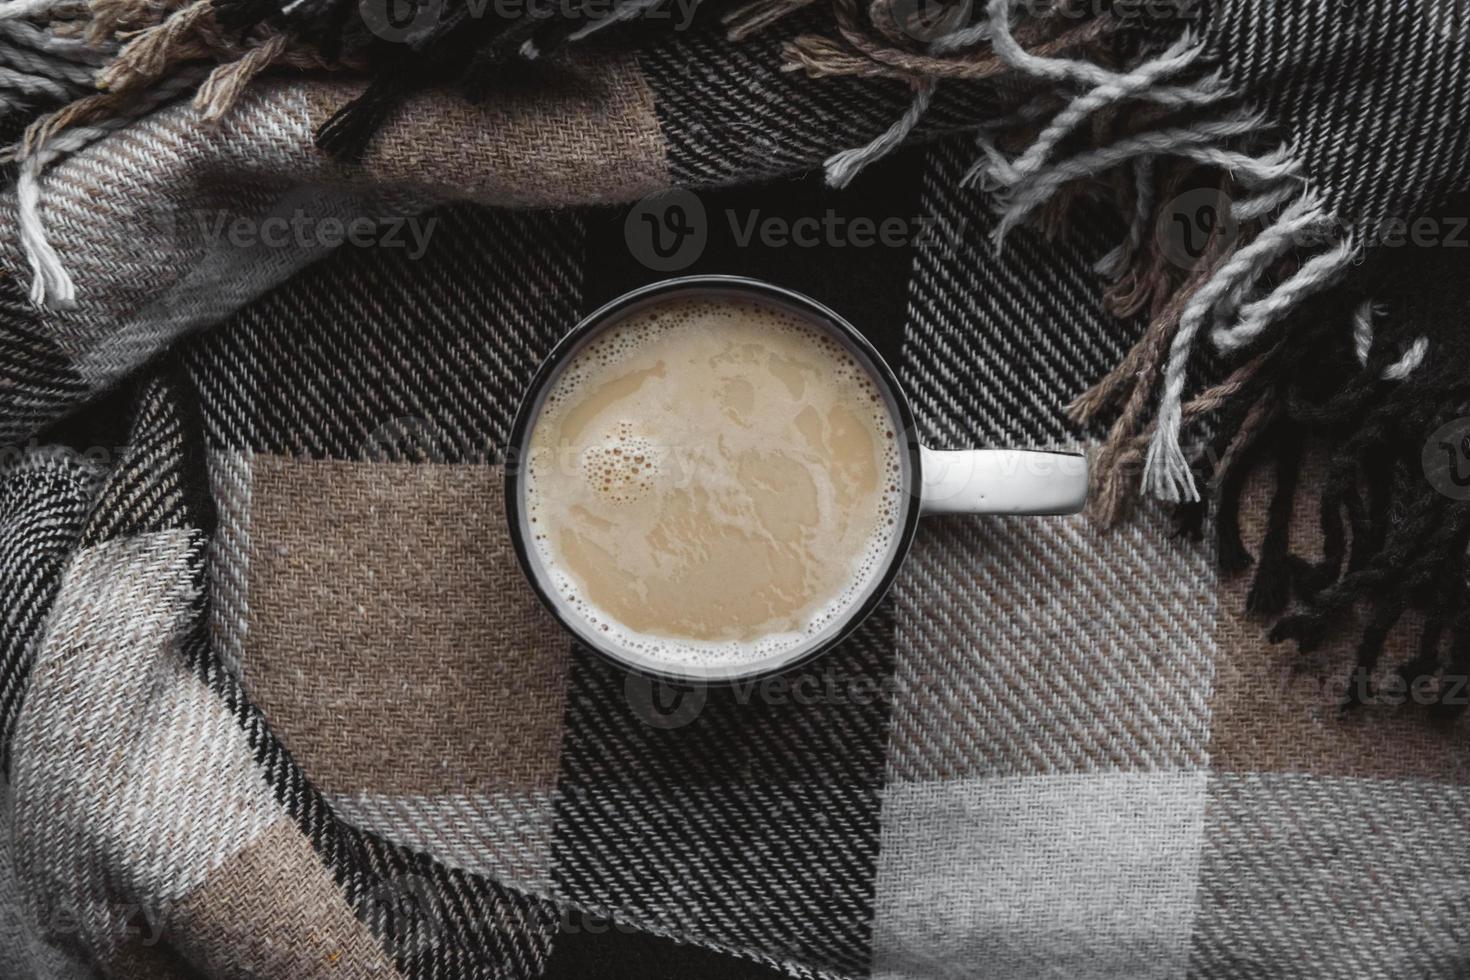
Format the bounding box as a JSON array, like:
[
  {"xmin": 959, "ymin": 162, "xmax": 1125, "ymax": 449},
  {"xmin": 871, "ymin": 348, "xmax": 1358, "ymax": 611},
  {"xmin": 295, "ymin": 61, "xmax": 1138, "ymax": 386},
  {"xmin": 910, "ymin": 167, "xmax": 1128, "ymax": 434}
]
[{"xmin": 919, "ymin": 447, "xmax": 1088, "ymax": 516}]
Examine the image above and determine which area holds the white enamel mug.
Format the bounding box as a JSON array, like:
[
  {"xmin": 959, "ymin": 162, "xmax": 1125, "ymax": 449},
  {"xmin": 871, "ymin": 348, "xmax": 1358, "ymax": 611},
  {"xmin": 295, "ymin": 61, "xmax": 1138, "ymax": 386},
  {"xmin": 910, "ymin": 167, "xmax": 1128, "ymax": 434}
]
[{"xmin": 506, "ymin": 275, "xmax": 1087, "ymax": 682}]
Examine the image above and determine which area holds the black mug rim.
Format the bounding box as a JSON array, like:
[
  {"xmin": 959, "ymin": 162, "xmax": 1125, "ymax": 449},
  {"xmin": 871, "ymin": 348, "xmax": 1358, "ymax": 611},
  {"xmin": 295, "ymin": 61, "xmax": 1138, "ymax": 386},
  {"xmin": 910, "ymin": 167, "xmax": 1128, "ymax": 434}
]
[{"xmin": 503, "ymin": 275, "xmax": 924, "ymax": 685}]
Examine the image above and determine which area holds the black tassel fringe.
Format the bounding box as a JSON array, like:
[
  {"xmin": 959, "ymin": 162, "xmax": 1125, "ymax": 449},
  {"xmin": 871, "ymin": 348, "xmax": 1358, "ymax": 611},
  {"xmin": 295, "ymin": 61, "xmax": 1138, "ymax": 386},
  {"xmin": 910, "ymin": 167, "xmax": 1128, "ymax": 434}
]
[{"xmin": 1210, "ymin": 232, "xmax": 1470, "ymax": 718}]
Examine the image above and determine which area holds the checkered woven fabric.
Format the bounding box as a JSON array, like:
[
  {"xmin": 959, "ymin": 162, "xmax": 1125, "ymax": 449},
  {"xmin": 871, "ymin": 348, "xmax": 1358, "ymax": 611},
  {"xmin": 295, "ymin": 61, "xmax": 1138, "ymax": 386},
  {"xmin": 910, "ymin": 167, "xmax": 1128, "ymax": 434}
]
[
  {"xmin": 1, "ymin": 137, "xmax": 1467, "ymax": 978},
  {"xmin": 2, "ymin": 4, "xmax": 1470, "ymax": 979}
]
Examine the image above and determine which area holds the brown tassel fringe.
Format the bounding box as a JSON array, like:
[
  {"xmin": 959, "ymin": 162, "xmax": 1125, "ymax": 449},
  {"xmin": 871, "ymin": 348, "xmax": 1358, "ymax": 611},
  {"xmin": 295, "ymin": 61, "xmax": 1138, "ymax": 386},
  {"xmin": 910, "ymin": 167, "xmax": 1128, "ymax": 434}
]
[
  {"xmin": 775, "ymin": 0, "xmax": 1115, "ymax": 83},
  {"xmin": 14, "ymin": 0, "xmax": 350, "ymax": 162}
]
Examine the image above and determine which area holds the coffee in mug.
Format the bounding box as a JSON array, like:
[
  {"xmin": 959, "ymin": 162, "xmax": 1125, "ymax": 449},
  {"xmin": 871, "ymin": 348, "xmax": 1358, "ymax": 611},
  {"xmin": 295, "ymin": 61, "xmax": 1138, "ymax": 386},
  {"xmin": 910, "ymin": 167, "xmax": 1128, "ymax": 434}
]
[
  {"xmin": 522, "ymin": 295, "xmax": 906, "ymax": 676},
  {"xmin": 506, "ymin": 276, "xmax": 1087, "ymax": 682}
]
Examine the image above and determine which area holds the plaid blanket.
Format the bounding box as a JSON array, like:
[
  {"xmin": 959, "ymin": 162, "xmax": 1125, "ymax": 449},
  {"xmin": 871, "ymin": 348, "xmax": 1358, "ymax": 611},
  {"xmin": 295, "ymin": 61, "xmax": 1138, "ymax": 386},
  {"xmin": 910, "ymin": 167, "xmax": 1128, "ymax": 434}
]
[{"xmin": 2, "ymin": 2, "xmax": 1470, "ymax": 978}]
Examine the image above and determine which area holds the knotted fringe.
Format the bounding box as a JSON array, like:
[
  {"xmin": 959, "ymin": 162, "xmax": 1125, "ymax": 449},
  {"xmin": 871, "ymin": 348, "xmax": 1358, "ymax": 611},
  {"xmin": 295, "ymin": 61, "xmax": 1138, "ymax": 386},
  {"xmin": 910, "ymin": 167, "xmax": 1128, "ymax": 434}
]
[
  {"xmin": 797, "ymin": 0, "xmax": 1356, "ymax": 518},
  {"xmin": 249, "ymin": 0, "xmax": 720, "ymax": 161},
  {"xmin": 1205, "ymin": 291, "xmax": 1470, "ymax": 716},
  {"xmin": 794, "ymin": 0, "xmax": 1465, "ymax": 713},
  {"xmin": 3, "ymin": 0, "xmax": 345, "ymax": 308},
  {"xmin": 6, "ymin": 0, "xmax": 727, "ymax": 306},
  {"xmin": 768, "ymin": 0, "xmax": 1112, "ymax": 82},
  {"xmin": 0, "ymin": 15, "xmax": 112, "ymax": 114},
  {"xmin": 810, "ymin": 0, "xmax": 1353, "ymax": 509}
]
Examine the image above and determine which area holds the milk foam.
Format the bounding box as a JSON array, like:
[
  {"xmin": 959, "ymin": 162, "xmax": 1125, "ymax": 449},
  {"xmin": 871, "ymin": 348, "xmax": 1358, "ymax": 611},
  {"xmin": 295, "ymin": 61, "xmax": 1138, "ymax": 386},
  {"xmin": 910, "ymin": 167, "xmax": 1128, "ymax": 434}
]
[{"xmin": 523, "ymin": 295, "xmax": 906, "ymax": 675}]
